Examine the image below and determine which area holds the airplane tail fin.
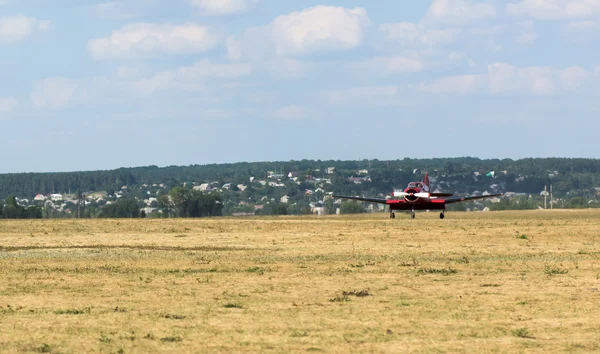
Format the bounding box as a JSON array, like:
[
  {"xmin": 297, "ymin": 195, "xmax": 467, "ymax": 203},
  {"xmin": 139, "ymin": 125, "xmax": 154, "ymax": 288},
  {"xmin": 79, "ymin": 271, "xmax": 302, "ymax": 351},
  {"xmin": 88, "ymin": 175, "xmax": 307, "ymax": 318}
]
[{"xmin": 423, "ymin": 172, "xmax": 430, "ymax": 191}]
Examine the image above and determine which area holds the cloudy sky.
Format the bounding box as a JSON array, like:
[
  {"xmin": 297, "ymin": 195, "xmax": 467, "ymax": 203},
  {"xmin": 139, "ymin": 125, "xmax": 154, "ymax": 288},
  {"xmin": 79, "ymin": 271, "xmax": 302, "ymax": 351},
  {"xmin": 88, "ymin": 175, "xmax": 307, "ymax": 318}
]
[{"xmin": 1, "ymin": 0, "xmax": 599, "ymax": 173}]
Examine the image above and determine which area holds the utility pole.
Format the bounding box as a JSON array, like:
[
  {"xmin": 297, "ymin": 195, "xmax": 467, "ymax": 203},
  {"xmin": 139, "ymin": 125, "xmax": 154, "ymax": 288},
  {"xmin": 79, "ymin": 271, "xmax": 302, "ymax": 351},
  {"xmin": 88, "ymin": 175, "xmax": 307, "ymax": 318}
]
[
  {"xmin": 544, "ymin": 185, "xmax": 547, "ymax": 209},
  {"xmin": 77, "ymin": 189, "xmax": 85, "ymax": 218},
  {"xmin": 550, "ymin": 184, "xmax": 553, "ymax": 210}
]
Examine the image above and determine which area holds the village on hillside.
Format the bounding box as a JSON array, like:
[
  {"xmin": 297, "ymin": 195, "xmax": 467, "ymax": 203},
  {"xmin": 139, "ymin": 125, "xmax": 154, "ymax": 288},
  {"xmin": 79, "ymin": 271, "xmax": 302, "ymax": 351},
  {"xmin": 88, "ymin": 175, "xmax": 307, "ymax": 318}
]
[{"xmin": 7, "ymin": 165, "xmax": 594, "ymax": 219}]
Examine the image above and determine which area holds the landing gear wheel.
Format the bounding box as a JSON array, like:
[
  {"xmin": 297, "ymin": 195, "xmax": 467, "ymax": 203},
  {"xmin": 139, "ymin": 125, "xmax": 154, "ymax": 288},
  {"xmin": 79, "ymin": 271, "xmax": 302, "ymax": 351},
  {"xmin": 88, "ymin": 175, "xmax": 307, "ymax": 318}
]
[
  {"xmin": 389, "ymin": 212, "xmax": 395, "ymax": 219},
  {"xmin": 411, "ymin": 212, "xmax": 415, "ymax": 219},
  {"xmin": 439, "ymin": 212, "xmax": 445, "ymax": 219}
]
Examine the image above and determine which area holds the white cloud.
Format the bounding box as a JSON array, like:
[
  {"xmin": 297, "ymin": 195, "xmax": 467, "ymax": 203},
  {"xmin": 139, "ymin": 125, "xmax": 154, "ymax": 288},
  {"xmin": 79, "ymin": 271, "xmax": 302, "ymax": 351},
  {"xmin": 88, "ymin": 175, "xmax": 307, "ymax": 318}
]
[
  {"xmin": 563, "ymin": 20, "xmax": 600, "ymax": 42},
  {"xmin": 507, "ymin": 0, "xmax": 600, "ymax": 20},
  {"xmin": 352, "ymin": 56, "xmax": 425, "ymax": 75},
  {"xmin": 129, "ymin": 72, "xmax": 177, "ymax": 96},
  {"xmin": 418, "ymin": 64, "xmax": 592, "ymax": 96},
  {"xmin": 0, "ymin": 0, "xmax": 9, "ymax": 5},
  {"xmin": 0, "ymin": 97, "xmax": 17, "ymax": 114},
  {"xmin": 231, "ymin": 6, "xmax": 369, "ymax": 59},
  {"xmin": 116, "ymin": 66, "xmax": 142, "ymax": 79},
  {"xmin": 274, "ymin": 105, "xmax": 306, "ymax": 120},
  {"xmin": 37, "ymin": 20, "xmax": 53, "ymax": 31},
  {"xmin": 226, "ymin": 36, "xmax": 242, "ymax": 60},
  {"xmin": 93, "ymin": 1, "xmax": 161, "ymax": 20},
  {"xmin": 423, "ymin": 0, "xmax": 496, "ymax": 26},
  {"xmin": 0, "ymin": 15, "xmax": 52, "ymax": 43},
  {"xmin": 95, "ymin": 2, "xmax": 135, "ymax": 20},
  {"xmin": 559, "ymin": 66, "xmax": 590, "ymax": 89},
  {"xmin": 31, "ymin": 77, "xmax": 78, "ymax": 109},
  {"xmin": 88, "ymin": 23, "xmax": 219, "ymax": 60},
  {"xmin": 419, "ymin": 74, "xmax": 484, "ymax": 94},
  {"xmin": 129, "ymin": 60, "xmax": 253, "ymax": 95},
  {"xmin": 187, "ymin": 0, "xmax": 259, "ymax": 15},
  {"xmin": 517, "ymin": 22, "xmax": 538, "ymax": 44},
  {"xmin": 566, "ymin": 20, "xmax": 599, "ymax": 30},
  {"xmin": 380, "ymin": 22, "xmax": 460, "ymax": 47},
  {"xmin": 470, "ymin": 21, "xmax": 538, "ymax": 49},
  {"xmin": 325, "ymin": 86, "xmax": 401, "ymax": 106},
  {"xmin": 265, "ymin": 58, "xmax": 309, "ymax": 79},
  {"xmin": 177, "ymin": 60, "xmax": 253, "ymax": 79},
  {"xmin": 271, "ymin": 6, "xmax": 368, "ymax": 55},
  {"xmin": 488, "ymin": 63, "xmax": 590, "ymax": 95}
]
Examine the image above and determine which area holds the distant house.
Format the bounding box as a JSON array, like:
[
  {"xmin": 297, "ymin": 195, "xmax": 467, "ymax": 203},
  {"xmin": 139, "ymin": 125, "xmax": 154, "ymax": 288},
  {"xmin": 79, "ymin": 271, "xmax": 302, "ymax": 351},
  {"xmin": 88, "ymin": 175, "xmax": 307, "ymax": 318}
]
[
  {"xmin": 222, "ymin": 183, "xmax": 231, "ymax": 190},
  {"xmin": 348, "ymin": 176, "xmax": 371, "ymax": 184},
  {"xmin": 288, "ymin": 172, "xmax": 299, "ymax": 178},
  {"xmin": 232, "ymin": 212, "xmax": 255, "ymax": 217},
  {"xmin": 142, "ymin": 207, "xmax": 158, "ymax": 215},
  {"xmin": 193, "ymin": 183, "xmax": 212, "ymax": 192},
  {"xmin": 34, "ymin": 194, "xmax": 47, "ymax": 201},
  {"xmin": 357, "ymin": 169, "xmax": 369, "ymax": 175},
  {"xmin": 144, "ymin": 197, "xmax": 158, "ymax": 206},
  {"xmin": 280, "ymin": 195, "xmax": 290, "ymax": 204},
  {"xmin": 311, "ymin": 207, "xmax": 325, "ymax": 215},
  {"xmin": 50, "ymin": 194, "xmax": 63, "ymax": 201},
  {"xmin": 237, "ymin": 184, "xmax": 247, "ymax": 192},
  {"xmin": 327, "ymin": 167, "xmax": 335, "ymax": 174}
]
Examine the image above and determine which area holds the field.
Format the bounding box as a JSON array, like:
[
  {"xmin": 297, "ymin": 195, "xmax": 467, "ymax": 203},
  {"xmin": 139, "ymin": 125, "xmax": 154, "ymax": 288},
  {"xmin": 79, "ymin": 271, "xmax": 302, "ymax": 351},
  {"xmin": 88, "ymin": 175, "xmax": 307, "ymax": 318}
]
[{"xmin": 1, "ymin": 210, "xmax": 600, "ymax": 353}]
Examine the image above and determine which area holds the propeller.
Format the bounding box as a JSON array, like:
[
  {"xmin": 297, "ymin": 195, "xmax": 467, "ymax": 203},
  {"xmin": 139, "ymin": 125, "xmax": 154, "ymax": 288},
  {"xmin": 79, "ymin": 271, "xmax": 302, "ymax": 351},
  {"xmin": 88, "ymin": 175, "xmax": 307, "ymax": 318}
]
[{"xmin": 392, "ymin": 191, "xmax": 430, "ymax": 199}]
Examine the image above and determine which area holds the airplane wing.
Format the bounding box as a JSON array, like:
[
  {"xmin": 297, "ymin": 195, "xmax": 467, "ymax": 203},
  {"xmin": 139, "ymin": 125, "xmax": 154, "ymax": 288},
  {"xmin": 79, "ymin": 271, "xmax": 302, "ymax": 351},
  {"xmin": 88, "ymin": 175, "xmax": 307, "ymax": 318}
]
[
  {"xmin": 430, "ymin": 193, "xmax": 454, "ymax": 197},
  {"xmin": 444, "ymin": 193, "xmax": 503, "ymax": 204},
  {"xmin": 332, "ymin": 195, "xmax": 388, "ymax": 204}
]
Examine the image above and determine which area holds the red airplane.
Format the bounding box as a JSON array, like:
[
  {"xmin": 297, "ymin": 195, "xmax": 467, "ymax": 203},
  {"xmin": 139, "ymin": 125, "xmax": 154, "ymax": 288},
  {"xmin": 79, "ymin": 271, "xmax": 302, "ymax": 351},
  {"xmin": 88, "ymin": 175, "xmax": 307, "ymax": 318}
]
[{"xmin": 333, "ymin": 172, "xmax": 502, "ymax": 219}]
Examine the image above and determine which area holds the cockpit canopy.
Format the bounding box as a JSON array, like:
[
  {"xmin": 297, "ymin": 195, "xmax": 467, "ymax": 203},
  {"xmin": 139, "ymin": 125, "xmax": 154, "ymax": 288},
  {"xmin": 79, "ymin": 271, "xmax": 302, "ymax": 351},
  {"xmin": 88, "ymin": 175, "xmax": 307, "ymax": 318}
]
[{"xmin": 407, "ymin": 182, "xmax": 422, "ymax": 189}]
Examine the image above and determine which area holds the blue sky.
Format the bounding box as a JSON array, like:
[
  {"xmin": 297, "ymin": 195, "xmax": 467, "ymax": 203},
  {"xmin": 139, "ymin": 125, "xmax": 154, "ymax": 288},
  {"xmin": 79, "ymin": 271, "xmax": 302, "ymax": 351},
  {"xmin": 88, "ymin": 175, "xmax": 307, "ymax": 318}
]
[{"xmin": 1, "ymin": 0, "xmax": 599, "ymax": 173}]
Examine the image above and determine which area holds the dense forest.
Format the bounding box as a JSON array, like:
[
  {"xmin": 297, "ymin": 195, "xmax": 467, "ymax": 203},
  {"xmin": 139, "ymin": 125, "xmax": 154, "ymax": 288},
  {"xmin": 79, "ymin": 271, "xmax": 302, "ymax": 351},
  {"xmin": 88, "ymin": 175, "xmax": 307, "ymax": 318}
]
[
  {"xmin": 1, "ymin": 157, "xmax": 599, "ymax": 218},
  {"xmin": 2, "ymin": 157, "xmax": 600, "ymax": 198}
]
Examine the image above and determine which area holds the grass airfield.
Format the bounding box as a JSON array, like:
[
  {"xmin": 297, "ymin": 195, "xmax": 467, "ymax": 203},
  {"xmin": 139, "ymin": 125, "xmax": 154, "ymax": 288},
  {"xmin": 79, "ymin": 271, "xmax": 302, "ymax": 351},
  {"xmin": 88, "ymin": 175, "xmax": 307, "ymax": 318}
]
[{"xmin": 1, "ymin": 210, "xmax": 600, "ymax": 353}]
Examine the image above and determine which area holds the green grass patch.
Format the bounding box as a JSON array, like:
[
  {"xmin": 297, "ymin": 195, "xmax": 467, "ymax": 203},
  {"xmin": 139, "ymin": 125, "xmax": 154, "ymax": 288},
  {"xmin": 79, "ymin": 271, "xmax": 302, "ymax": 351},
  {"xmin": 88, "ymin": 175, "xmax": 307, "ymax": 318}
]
[
  {"xmin": 54, "ymin": 307, "xmax": 90, "ymax": 315},
  {"xmin": 417, "ymin": 268, "xmax": 458, "ymax": 275}
]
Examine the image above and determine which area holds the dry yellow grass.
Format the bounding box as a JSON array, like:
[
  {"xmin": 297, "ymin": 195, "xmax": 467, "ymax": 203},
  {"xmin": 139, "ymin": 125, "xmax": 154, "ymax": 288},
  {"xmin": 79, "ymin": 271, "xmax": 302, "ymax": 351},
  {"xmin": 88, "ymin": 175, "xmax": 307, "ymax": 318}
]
[{"xmin": 1, "ymin": 210, "xmax": 600, "ymax": 353}]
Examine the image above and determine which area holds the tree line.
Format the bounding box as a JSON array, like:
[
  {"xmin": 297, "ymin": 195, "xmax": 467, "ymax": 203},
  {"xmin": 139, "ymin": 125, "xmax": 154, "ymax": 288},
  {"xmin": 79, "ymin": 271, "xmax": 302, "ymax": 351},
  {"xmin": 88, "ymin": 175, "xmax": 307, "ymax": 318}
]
[
  {"xmin": 2, "ymin": 157, "xmax": 600, "ymax": 200},
  {"xmin": 1, "ymin": 196, "xmax": 42, "ymax": 219}
]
